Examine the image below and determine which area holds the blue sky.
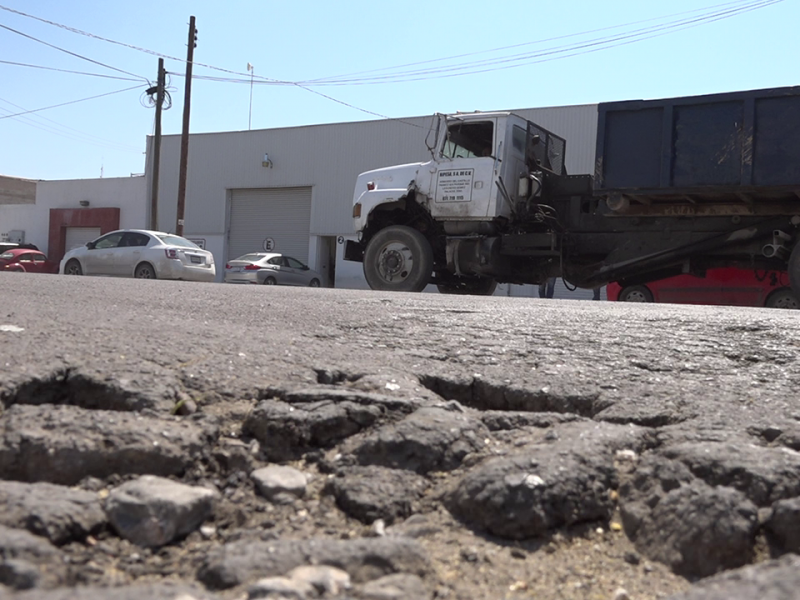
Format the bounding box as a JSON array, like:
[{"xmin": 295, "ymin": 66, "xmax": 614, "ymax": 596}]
[{"xmin": 0, "ymin": 0, "xmax": 796, "ymax": 181}]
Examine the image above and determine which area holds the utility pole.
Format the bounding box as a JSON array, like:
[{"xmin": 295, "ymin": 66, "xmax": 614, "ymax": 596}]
[
  {"xmin": 176, "ymin": 15, "xmax": 197, "ymax": 237},
  {"xmin": 149, "ymin": 58, "xmax": 165, "ymax": 231}
]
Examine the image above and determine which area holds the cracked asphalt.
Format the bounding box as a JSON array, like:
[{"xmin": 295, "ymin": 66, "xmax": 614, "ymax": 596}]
[{"xmin": 2, "ymin": 273, "xmax": 800, "ymax": 599}]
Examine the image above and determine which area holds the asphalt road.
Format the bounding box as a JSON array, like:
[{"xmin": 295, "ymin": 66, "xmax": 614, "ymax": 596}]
[
  {"xmin": 3, "ymin": 273, "xmax": 800, "ymax": 599},
  {"xmin": 2, "ymin": 273, "xmax": 797, "ymax": 434}
]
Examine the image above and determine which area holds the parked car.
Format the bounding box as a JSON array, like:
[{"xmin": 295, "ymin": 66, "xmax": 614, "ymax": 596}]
[
  {"xmin": 224, "ymin": 252, "xmax": 322, "ymax": 287},
  {"xmin": 60, "ymin": 229, "xmax": 215, "ymax": 282},
  {"xmin": 0, "ymin": 248, "xmax": 59, "ymax": 273},
  {"xmin": 0, "ymin": 242, "xmax": 39, "ymax": 253},
  {"xmin": 607, "ymin": 268, "xmax": 797, "ymax": 309}
]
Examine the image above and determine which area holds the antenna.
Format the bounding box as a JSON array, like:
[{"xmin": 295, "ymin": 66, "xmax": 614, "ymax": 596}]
[{"xmin": 247, "ymin": 62, "xmax": 254, "ymax": 130}]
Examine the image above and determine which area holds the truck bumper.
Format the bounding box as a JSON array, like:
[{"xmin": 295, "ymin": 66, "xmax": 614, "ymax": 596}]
[{"xmin": 344, "ymin": 240, "xmax": 364, "ymax": 262}]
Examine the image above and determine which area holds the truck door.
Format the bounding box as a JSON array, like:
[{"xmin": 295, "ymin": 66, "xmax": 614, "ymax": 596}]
[
  {"xmin": 495, "ymin": 121, "xmax": 529, "ymax": 219},
  {"xmin": 433, "ymin": 118, "xmax": 497, "ymax": 219}
]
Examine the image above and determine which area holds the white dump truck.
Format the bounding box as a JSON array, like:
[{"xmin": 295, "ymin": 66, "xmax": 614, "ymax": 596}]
[{"xmin": 344, "ymin": 86, "xmax": 800, "ymax": 298}]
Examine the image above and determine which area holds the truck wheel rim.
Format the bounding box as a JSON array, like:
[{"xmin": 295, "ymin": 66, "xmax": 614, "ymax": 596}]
[{"xmin": 377, "ymin": 243, "xmax": 412, "ymax": 283}]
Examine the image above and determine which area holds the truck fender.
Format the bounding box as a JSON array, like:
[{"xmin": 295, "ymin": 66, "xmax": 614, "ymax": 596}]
[{"xmin": 353, "ymin": 188, "xmax": 410, "ymax": 231}]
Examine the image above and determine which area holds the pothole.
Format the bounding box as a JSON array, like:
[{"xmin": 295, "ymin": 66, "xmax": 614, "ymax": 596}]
[
  {"xmin": 1, "ymin": 368, "xmax": 173, "ymax": 412},
  {"xmin": 315, "ymin": 368, "xmax": 364, "ymax": 385},
  {"xmin": 417, "ymin": 374, "xmax": 610, "ymax": 418}
]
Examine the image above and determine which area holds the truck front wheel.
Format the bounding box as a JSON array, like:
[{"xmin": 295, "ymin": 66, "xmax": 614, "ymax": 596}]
[{"xmin": 363, "ymin": 225, "xmax": 433, "ymax": 292}]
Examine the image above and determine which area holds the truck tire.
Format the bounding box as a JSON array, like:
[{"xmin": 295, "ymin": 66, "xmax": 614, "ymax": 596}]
[
  {"xmin": 437, "ymin": 277, "xmax": 498, "ymax": 296},
  {"xmin": 363, "ymin": 226, "xmax": 433, "ymax": 292},
  {"xmin": 789, "ymin": 243, "xmax": 800, "ymax": 303},
  {"xmin": 618, "ymin": 285, "xmax": 654, "ymax": 302}
]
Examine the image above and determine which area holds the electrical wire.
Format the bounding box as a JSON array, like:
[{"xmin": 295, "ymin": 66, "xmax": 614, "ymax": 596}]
[
  {"xmin": 302, "ymin": 0, "xmax": 766, "ymax": 83},
  {"xmin": 0, "ymin": 4, "xmax": 291, "ymax": 85},
  {"xmin": 296, "ymin": 0, "xmax": 783, "ymax": 85},
  {"xmin": 0, "ymin": 0, "xmax": 785, "ymax": 125},
  {"xmin": 0, "ymin": 22, "xmax": 149, "ymax": 82},
  {"xmin": 1, "ymin": 0, "xmax": 782, "ymax": 88},
  {"xmin": 0, "ymin": 59, "xmax": 143, "ymax": 82},
  {"xmin": 0, "ymin": 96, "xmax": 142, "ymax": 152},
  {"xmin": 0, "ymin": 85, "xmax": 143, "ymax": 120}
]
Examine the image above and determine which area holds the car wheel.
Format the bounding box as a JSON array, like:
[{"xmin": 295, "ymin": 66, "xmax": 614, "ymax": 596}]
[
  {"xmin": 64, "ymin": 259, "xmax": 83, "ymax": 276},
  {"xmin": 765, "ymin": 288, "xmax": 799, "ymax": 309},
  {"xmin": 618, "ymin": 285, "xmax": 654, "ymax": 302},
  {"xmin": 134, "ymin": 263, "xmax": 157, "ymax": 279},
  {"xmin": 263, "ymin": 276, "xmax": 277, "ymax": 285},
  {"xmin": 363, "ymin": 225, "xmax": 433, "ymax": 292},
  {"xmin": 309, "ymin": 278, "xmax": 321, "ymax": 288}
]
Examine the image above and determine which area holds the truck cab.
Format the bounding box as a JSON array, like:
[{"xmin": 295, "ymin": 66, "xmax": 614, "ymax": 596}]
[
  {"xmin": 347, "ymin": 112, "xmax": 567, "ymax": 293},
  {"xmin": 352, "ymin": 112, "xmax": 564, "ymax": 230}
]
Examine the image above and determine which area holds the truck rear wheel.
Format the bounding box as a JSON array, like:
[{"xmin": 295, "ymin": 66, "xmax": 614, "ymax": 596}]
[
  {"xmin": 363, "ymin": 225, "xmax": 433, "ymax": 292},
  {"xmin": 789, "ymin": 243, "xmax": 800, "ymax": 303}
]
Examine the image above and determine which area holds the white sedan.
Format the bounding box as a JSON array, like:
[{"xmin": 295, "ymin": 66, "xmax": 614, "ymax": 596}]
[
  {"xmin": 225, "ymin": 252, "xmax": 322, "ymax": 287},
  {"xmin": 60, "ymin": 229, "xmax": 215, "ymax": 282}
]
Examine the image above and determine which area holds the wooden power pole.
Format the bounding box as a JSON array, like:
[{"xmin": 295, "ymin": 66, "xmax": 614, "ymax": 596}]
[
  {"xmin": 149, "ymin": 58, "xmax": 165, "ymax": 231},
  {"xmin": 176, "ymin": 16, "xmax": 196, "ymax": 237}
]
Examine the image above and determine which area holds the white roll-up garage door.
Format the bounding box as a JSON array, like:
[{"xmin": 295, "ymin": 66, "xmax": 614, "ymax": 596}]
[
  {"xmin": 65, "ymin": 227, "xmax": 101, "ymax": 251},
  {"xmin": 229, "ymin": 187, "xmax": 312, "ymax": 263}
]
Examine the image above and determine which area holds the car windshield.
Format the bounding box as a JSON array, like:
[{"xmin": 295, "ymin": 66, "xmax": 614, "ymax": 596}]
[{"xmin": 156, "ymin": 234, "xmax": 199, "ymax": 249}]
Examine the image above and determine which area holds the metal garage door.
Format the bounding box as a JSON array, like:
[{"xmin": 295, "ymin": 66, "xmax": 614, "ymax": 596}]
[
  {"xmin": 65, "ymin": 227, "xmax": 101, "ymax": 250},
  {"xmin": 229, "ymin": 187, "xmax": 312, "ymax": 263}
]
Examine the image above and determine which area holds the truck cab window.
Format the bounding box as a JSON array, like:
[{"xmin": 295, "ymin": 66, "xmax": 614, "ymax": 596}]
[{"xmin": 442, "ymin": 121, "xmax": 494, "ymax": 159}]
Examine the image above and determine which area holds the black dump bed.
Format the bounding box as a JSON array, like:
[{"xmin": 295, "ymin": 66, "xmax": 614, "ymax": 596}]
[{"xmin": 594, "ymin": 85, "xmax": 800, "ymax": 202}]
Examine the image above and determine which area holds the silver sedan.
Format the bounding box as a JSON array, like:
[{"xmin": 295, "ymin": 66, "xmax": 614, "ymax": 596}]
[
  {"xmin": 225, "ymin": 253, "xmax": 323, "ymax": 287},
  {"xmin": 59, "ymin": 229, "xmax": 215, "ymax": 282}
]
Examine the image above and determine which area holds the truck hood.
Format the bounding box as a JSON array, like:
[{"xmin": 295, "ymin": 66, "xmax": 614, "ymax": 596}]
[{"xmin": 353, "ymin": 162, "xmax": 426, "ymax": 197}]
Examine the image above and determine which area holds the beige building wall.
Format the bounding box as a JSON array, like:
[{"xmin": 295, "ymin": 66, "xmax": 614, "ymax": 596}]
[{"xmin": 0, "ymin": 175, "xmax": 36, "ymax": 205}]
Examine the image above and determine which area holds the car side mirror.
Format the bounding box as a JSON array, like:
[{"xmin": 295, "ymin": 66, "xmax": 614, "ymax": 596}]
[{"xmin": 86, "ymin": 242, "xmax": 95, "ymax": 249}]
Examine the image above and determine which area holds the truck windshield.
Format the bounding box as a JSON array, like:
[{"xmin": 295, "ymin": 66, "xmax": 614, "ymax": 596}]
[{"xmin": 442, "ymin": 120, "xmax": 493, "ymax": 159}]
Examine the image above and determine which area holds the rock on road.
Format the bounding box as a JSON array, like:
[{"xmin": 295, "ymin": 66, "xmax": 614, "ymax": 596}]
[{"xmin": 1, "ymin": 273, "xmax": 800, "ymax": 600}]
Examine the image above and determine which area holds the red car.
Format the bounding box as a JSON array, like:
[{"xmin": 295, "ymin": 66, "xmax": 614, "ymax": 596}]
[
  {"xmin": 0, "ymin": 248, "xmax": 59, "ymax": 274},
  {"xmin": 607, "ymin": 268, "xmax": 797, "ymax": 309}
]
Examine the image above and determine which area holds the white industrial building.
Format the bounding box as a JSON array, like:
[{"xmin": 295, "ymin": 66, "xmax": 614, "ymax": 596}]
[{"xmin": 1, "ymin": 102, "xmax": 603, "ymax": 298}]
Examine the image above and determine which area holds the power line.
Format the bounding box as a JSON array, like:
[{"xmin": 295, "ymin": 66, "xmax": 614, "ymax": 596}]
[
  {"xmin": 0, "ymin": 59, "xmax": 142, "ymax": 82},
  {"xmin": 303, "ymin": 0, "xmax": 764, "ymax": 84},
  {"xmin": 0, "ymin": 85, "xmax": 143, "ymax": 120},
  {"xmin": 296, "ymin": 0, "xmax": 783, "ymax": 85},
  {"xmin": 0, "ymin": 0, "xmax": 785, "ymax": 125},
  {"xmin": 0, "ymin": 4, "xmax": 290, "ymax": 85},
  {"xmin": 0, "ymin": 22, "xmax": 148, "ymax": 81},
  {"xmin": 0, "ymin": 96, "xmax": 142, "ymax": 152}
]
